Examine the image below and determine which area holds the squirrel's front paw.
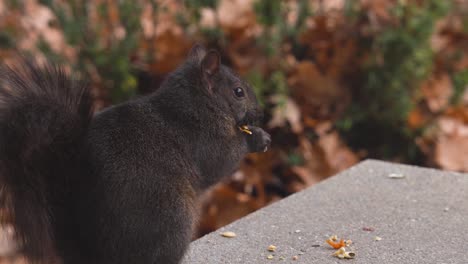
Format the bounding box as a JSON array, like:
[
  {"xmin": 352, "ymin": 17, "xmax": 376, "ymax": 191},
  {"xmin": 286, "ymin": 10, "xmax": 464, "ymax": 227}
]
[{"xmin": 246, "ymin": 126, "xmax": 271, "ymax": 153}]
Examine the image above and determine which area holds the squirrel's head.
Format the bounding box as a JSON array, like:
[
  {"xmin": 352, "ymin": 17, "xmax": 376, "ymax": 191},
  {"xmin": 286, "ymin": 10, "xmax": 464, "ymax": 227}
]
[{"xmin": 187, "ymin": 44, "xmax": 262, "ymax": 129}]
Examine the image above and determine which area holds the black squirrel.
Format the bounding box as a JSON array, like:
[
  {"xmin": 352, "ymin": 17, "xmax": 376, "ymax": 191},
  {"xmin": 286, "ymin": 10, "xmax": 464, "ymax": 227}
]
[{"xmin": 0, "ymin": 45, "xmax": 271, "ymax": 264}]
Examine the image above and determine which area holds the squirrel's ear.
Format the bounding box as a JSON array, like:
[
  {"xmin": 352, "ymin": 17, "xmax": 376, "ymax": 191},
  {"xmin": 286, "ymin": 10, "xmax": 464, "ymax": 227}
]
[
  {"xmin": 201, "ymin": 50, "xmax": 220, "ymax": 76},
  {"xmin": 200, "ymin": 50, "xmax": 220, "ymax": 92},
  {"xmin": 188, "ymin": 44, "xmax": 207, "ymax": 63}
]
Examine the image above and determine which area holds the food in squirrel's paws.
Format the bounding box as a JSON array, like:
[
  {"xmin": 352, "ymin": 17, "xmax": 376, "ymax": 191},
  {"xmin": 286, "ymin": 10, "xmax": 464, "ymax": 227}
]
[{"xmin": 239, "ymin": 125, "xmax": 252, "ymax": 135}]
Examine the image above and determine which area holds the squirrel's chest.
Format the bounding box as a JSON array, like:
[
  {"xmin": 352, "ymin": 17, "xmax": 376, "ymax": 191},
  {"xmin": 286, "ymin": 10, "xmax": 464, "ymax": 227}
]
[{"xmin": 196, "ymin": 134, "xmax": 247, "ymax": 177}]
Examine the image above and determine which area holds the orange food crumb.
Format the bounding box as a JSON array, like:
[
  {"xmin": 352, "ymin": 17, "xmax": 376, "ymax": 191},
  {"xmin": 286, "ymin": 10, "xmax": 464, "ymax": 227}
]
[
  {"xmin": 239, "ymin": 125, "xmax": 253, "ymax": 135},
  {"xmin": 326, "ymin": 238, "xmax": 346, "ymax": 249}
]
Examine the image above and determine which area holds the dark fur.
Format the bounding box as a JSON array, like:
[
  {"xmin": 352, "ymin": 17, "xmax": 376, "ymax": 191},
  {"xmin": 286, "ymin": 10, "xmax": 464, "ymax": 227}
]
[
  {"xmin": 0, "ymin": 46, "xmax": 270, "ymax": 264},
  {"xmin": 0, "ymin": 59, "xmax": 93, "ymax": 263}
]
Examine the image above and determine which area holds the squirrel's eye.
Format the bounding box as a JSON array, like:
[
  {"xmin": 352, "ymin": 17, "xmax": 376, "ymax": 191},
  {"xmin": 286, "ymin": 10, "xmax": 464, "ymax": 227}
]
[{"xmin": 233, "ymin": 87, "xmax": 245, "ymax": 98}]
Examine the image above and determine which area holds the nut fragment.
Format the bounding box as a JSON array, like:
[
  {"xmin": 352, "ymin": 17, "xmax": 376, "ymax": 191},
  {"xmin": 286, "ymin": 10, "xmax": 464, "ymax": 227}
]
[
  {"xmin": 220, "ymin": 231, "xmax": 236, "ymax": 238},
  {"xmin": 374, "ymin": 236, "xmax": 382, "ymax": 241},
  {"xmin": 292, "ymin": 256, "xmax": 298, "ymax": 260},
  {"xmin": 388, "ymin": 173, "xmax": 405, "ymax": 179},
  {"xmin": 267, "ymin": 245, "xmax": 277, "ymax": 252},
  {"xmin": 333, "ymin": 247, "xmax": 345, "ymax": 257},
  {"xmin": 267, "ymin": 255, "xmax": 274, "ymax": 260},
  {"xmin": 333, "ymin": 247, "xmax": 355, "ymax": 259},
  {"xmin": 239, "ymin": 125, "xmax": 253, "ymax": 135}
]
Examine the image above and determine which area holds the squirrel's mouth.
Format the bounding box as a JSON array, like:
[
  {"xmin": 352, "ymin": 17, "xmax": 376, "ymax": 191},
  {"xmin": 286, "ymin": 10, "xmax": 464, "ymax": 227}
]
[
  {"xmin": 237, "ymin": 109, "xmax": 261, "ymax": 135},
  {"xmin": 238, "ymin": 125, "xmax": 252, "ymax": 135}
]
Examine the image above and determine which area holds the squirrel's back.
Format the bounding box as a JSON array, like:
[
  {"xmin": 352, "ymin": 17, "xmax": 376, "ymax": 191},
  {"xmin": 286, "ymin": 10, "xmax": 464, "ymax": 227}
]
[{"xmin": 0, "ymin": 59, "xmax": 93, "ymax": 263}]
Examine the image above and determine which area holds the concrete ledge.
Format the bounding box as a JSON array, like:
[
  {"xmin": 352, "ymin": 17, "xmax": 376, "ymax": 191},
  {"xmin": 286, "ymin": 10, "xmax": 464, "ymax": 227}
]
[{"xmin": 183, "ymin": 160, "xmax": 468, "ymax": 263}]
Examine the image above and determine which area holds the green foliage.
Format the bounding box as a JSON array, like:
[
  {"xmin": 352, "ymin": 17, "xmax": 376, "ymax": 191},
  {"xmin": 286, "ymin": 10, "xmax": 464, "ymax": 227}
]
[
  {"xmin": 344, "ymin": 0, "xmax": 360, "ymax": 19},
  {"xmin": 39, "ymin": 0, "xmax": 142, "ymax": 103},
  {"xmin": 5, "ymin": 0, "xmax": 20, "ymax": 9},
  {"xmin": 248, "ymin": 0, "xmax": 310, "ymax": 108},
  {"xmin": 183, "ymin": 0, "xmax": 218, "ymax": 24},
  {"xmin": 254, "ymin": 0, "xmax": 282, "ymax": 27},
  {"xmin": 247, "ymin": 70, "xmax": 288, "ymax": 108},
  {"xmin": 182, "ymin": 0, "xmax": 225, "ymax": 43},
  {"xmin": 184, "ymin": 0, "xmax": 217, "ymax": 9},
  {"xmin": 0, "ymin": 32, "xmax": 14, "ymax": 49},
  {"xmin": 287, "ymin": 152, "xmax": 304, "ymax": 166},
  {"xmin": 254, "ymin": 0, "xmax": 310, "ymax": 57},
  {"xmin": 337, "ymin": 0, "xmax": 450, "ymax": 162},
  {"xmin": 2, "ymin": 0, "xmax": 463, "ymax": 166}
]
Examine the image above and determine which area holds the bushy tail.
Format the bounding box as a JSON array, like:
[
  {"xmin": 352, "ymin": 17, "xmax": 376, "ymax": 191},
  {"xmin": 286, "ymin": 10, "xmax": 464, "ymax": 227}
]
[{"xmin": 0, "ymin": 59, "xmax": 93, "ymax": 263}]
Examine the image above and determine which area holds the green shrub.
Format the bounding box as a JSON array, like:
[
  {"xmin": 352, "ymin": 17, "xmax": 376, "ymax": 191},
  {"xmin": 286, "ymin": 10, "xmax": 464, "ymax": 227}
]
[
  {"xmin": 337, "ymin": 0, "xmax": 451, "ymax": 162},
  {"xmin": 39, "ymin": 0, "xmax": 142, "ymax": 103}
]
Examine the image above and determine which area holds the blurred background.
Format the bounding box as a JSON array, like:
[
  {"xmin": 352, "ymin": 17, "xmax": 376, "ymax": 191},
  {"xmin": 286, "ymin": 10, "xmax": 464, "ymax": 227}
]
[{"xmin": 0, "ymin": 0, "xmax": 468, "ymax": 261}]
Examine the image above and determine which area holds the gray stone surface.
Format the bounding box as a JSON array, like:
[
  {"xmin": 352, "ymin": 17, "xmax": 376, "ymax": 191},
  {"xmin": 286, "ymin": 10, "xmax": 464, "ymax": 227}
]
[{"xmin": 182, "ymin": 160, "xmax": 468, "ymax": 264}]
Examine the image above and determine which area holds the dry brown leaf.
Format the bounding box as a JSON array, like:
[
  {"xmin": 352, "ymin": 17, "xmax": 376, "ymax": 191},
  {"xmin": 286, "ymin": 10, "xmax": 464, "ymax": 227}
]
[
  {"xmin": 295, "ymin": 130, "xmax": 357, "ymax": 184},
  {"xmin": 18, "ymin": 0, "xmax": 72, "ymax": 58},
  {"xmin": 217, "ymin": 0, "xmax": 264, "ymax": 74},
  {"xmin": 290, "ymin": 166, "xmax": 318, "ymax": 186},
  {"xmin": 148, "ymin": 27, "xmax": 191, "ymax": 74},
  {"xmin": 420, "ymin": 73, "xmax": 453, "ymax": 113},
  {"xmin": 318, "ymin": 131, "xmax": 359, "ymax": 172},
  {"xmin": 199, "ymin": 8, "xmax": 217, "ymax": 29},
  {"xmin": 196, "ymin": 183, "xmax": 259, "ymax": 237},
  {"xmin": 139, "ymin": 0, "xmax": 193, "ymax": 74},
  {"xmin": 226, "ymin": 38, "xmax": 266, "ymax": 74},
  {"xmin": 140, "ymin": 2, "xmax": 157, "ymax": 38},
  {"xmin": 361, "ymin": 0, "xmax": 393, "ymax": 22},
  {"xmin": 298, "ymin": 135, "xmax": 334, "ymax": 180},
  {"xmin": 268, "ymin": 97, "xmax": 302, "ymax": 134},
  {"xmin": 0, "ymin": 225, "xmax": 17, "ymax": 257},
  {"xmin": 434, "ymin": 114, "xmax": 468, "ymax": 172},
  {"xmin": 217, "ymin": 0, "xmax": 256, "ymax": 32},
  {"xmin": 431, "ymin": 18, "xmax": 452, "ymax": 53},
  {"xmin": 288, "ymin": 61, "xmax": 349, "ymax": 120},
  {"xmin": 448, "ymin": 105, "xmax": 468, "ymax": 119},
  {"xmin": 315, "ymin": 0, "xmax": 345, "ymax": 12},
  {"xmin": 0, "ymin": 256, "xmax": 28, "ymax": 264},
  {"xmin": 407, "ymin": 108, "xmax": 428, "ymax": 129}
]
